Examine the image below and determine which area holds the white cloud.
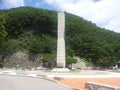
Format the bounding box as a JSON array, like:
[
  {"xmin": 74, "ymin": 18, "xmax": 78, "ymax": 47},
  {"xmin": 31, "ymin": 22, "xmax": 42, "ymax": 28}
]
[
  {"xmin": 35, "ymin": 2, "xmax": 44, "ymax": 8},
  {"xmin": 35, "ymin": 2, "xmax": 41, "ymax": 7},
  {"xmin": 0, "ymin": 0, "xmax": 24, "ymax": 9},
  {"xmin": 44, "ymin": 0, "xmax": 120, "ymax": 33}
]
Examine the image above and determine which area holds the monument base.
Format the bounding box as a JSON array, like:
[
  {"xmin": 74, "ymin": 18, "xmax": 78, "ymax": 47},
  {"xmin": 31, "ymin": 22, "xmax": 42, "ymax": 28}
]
[
  {"xmin": 52, "ymin": 68, "xmax": 70, "ymax": 72},
  {"xmin": 56, "ymin": 63, "xmax": 65, "ymax": 68}
]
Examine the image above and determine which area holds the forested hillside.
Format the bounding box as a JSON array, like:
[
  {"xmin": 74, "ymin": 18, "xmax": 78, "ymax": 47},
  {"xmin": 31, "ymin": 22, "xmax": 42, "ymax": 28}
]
[{"xmin": 0, "ymin": 7, "xmax": 120, "ymax": 68}]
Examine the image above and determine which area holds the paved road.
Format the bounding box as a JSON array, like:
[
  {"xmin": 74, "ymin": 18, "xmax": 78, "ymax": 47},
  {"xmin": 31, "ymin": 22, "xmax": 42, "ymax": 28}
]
[{"xmin": 0, "ymin": 75, "xmax": 73, "ymax": 90}]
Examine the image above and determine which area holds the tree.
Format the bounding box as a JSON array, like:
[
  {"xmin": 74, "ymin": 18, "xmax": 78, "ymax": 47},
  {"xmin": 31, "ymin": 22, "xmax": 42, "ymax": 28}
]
[
  {"xmin": 30, "ymin": 34, "xmax": 56, "ymax": 53},
  {"xmin": 0, "ymin": 12, "xmax": 7, "ymax": 44},
  {"xmin": 42, "ymin": 53, "xmax": 56, "ymax": 68},
  {"xmin": 66, "ymin": 56, "xmax": 77, "ymax": 69},
  {"xmin": 0, "ymin": 12, "xmax": 7, "ymax": 68}
]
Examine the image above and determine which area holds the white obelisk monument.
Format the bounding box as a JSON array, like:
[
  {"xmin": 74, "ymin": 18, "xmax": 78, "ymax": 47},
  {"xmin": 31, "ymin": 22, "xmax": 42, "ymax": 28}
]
[{"xmin": 57, "ymin": 12, "xmax": 66, "ymax": 68}]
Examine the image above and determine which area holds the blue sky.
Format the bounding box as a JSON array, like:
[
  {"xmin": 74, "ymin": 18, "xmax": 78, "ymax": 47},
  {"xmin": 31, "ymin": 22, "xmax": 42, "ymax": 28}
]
[
  {"xmin": 0, "ymin": 0, "xmax": 120, "ymax": 33},
  {"xmin": 24, "ymin": 0, "xmax": 57, "ymax": 10}
]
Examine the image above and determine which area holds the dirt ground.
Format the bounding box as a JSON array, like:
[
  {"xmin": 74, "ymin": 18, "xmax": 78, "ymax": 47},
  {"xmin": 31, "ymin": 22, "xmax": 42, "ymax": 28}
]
[{"xmin": 57, "ymin": 78, "xmax": 120, "ymax": 90}]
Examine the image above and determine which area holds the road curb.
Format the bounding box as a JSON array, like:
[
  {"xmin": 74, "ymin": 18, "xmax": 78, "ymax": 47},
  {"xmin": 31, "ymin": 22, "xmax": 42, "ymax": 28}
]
[{"xmin": 45, "ymin": 77, "xmax": 81, "ymax": 90}]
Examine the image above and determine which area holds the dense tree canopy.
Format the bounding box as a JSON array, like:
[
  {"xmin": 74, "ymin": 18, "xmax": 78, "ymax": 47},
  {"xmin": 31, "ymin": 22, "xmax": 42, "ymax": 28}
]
[
  {"xmin": 0, "ymin": 11, "xmax": 7, "ymax": 67},
  {"xmin": 65, "ymin": 13, "xmax": 120, "ymax": 67},
  {"xmin": 0, "ymin": 7, "xmax": 120, "ymax": 68},
  {"xmin": 0, "ymin": 11, "xmax": 7, "ymax": 44}
]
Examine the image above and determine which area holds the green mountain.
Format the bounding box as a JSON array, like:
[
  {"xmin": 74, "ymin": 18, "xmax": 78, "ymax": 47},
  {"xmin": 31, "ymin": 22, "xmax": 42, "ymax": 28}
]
[{"xmin": 0, "ymin": 7, "xmax": 120, "ymax": 68}]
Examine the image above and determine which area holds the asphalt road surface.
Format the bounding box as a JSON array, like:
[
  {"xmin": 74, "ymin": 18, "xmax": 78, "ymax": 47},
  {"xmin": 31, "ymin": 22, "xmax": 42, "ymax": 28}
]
[{"xmin": 0, "ymin": 75, "xmax": 73, "ymax": 90}]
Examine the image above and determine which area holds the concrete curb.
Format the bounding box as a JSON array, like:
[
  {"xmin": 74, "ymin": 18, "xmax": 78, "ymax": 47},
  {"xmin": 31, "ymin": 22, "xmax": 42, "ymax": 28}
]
[{"xmin": 45, "ymin": 77, "xmax": 81, "ymax": 90}]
